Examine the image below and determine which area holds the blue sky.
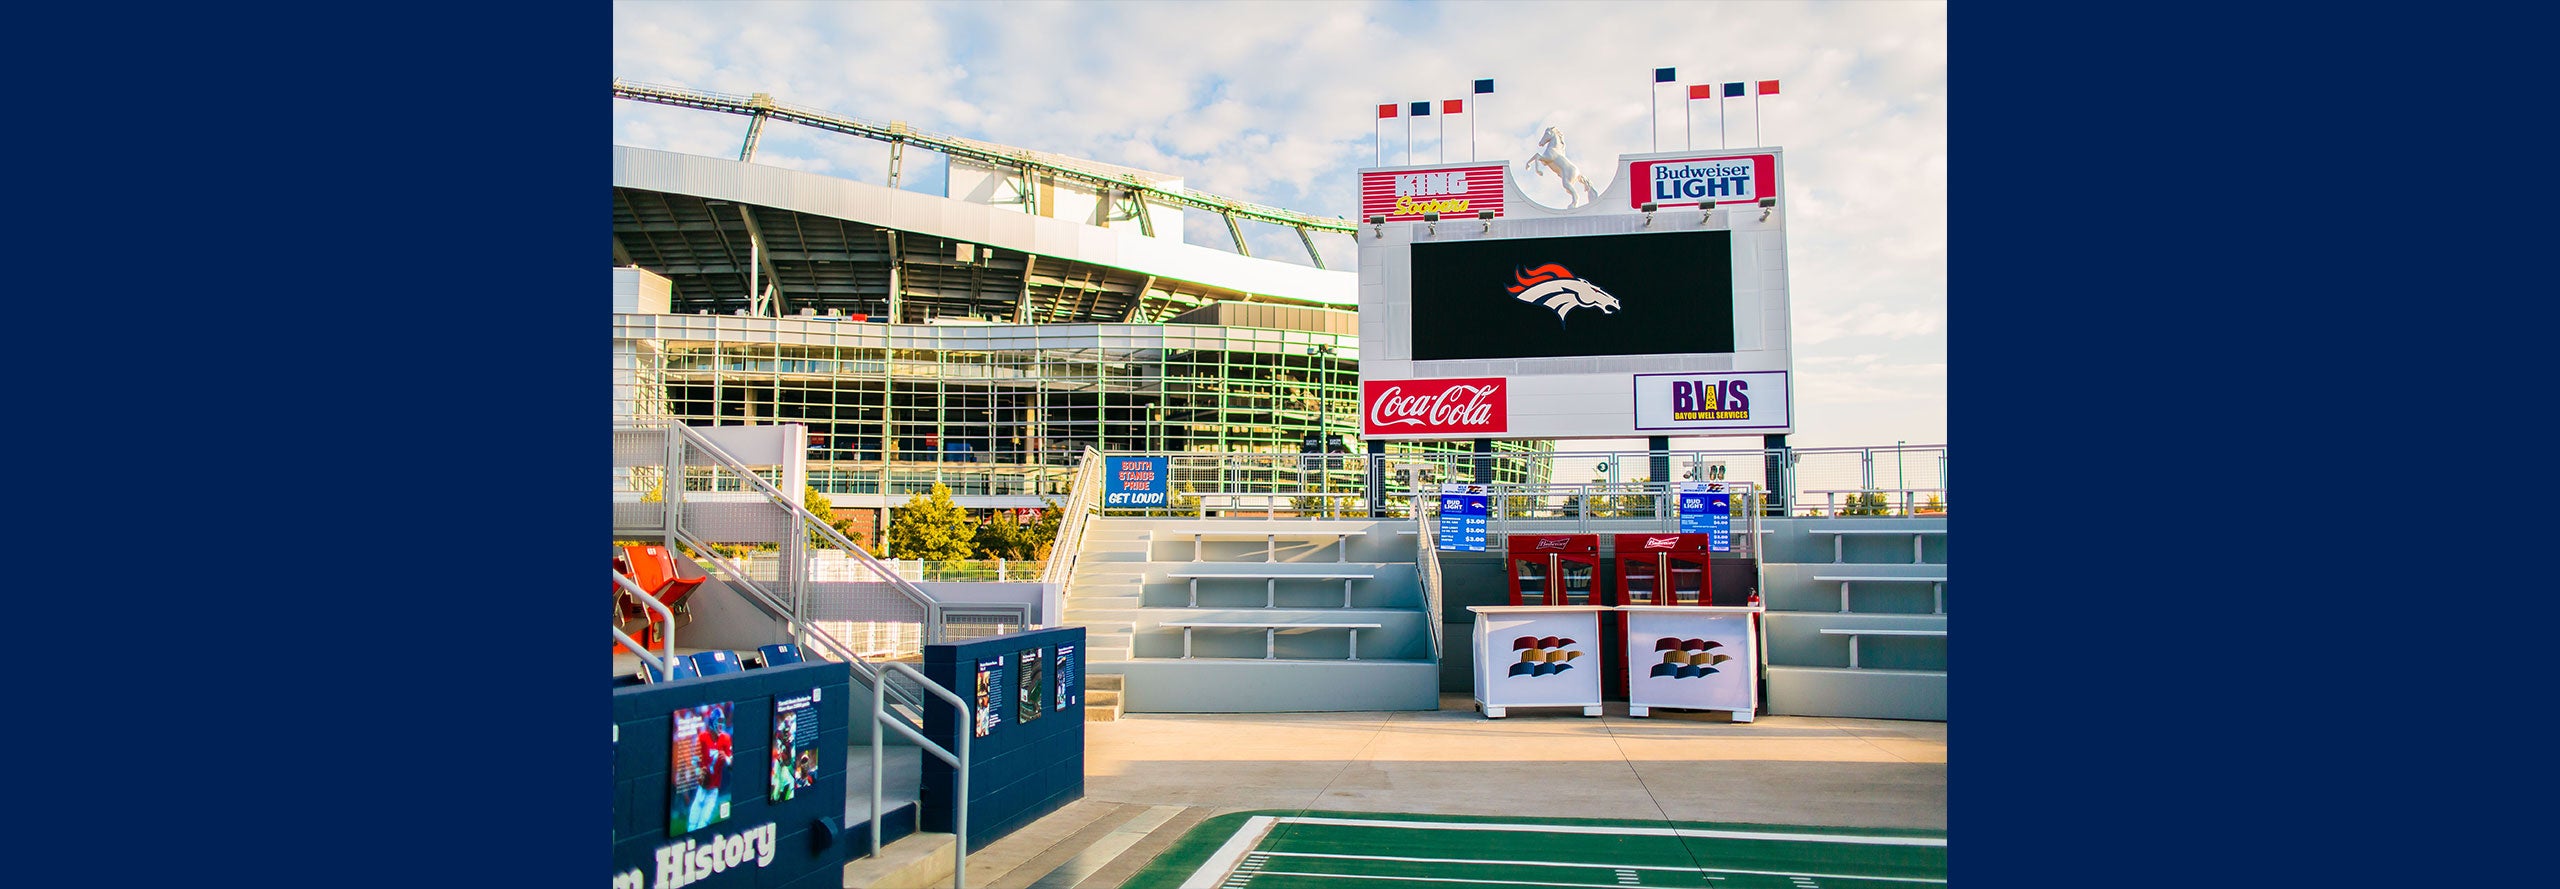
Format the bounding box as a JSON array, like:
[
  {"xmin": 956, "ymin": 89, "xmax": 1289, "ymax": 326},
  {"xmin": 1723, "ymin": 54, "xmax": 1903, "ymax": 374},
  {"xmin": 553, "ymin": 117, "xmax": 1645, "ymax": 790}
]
[{"xmin": 611, "ymin": 0, "xmax": 1946, "ymax": 452}]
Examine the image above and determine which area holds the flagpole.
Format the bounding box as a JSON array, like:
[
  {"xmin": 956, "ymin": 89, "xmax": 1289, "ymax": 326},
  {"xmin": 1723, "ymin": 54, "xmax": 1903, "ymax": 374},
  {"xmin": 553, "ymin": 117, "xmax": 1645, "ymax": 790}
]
[
  {"xmin": 1754, "ymin": 92, "xmax": 1762, "ymax": 147},
  {"xmin": 1405, "ymin": 111, "xmax": 1412, "ymax": 165},
  {"xmin": 1470, "ymin": 97, "xmax": 1477, "ymax": 161},
  {"xmin": 1439, "ymin": 108, "xmax": 1446, "ymax": 164},
  {"xmin": 1685, "ymin": 96, "xmax": 1693, "ymax": 150},
  {"xmin": 1720, "ymin": 92, "xmax": 1728, "ymax": 149},
  {"xmin": 1651, "ymin": 76, "xmax": 1659, "ymax": 152}
]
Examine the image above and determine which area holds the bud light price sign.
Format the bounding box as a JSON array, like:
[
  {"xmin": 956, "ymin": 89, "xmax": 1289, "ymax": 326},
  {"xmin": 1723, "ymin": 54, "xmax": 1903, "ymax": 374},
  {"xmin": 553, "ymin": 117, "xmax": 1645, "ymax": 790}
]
[
  {"xmin": 1677, "ymin": 482, "xmax": 1732, "ymax": 551},
  {"xmin": 1103, "ymin": 457, "xmax": 1169, "ymax": 508},
  {"xmin": 1437, "ymin": 483, "xmax": 1490, "ymax": 552}
]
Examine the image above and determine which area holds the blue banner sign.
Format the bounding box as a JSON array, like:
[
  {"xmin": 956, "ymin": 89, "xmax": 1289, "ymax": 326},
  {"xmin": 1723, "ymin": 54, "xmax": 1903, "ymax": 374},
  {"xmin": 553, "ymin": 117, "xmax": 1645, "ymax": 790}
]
[
  {"xmin": 1437, "ymin": 484, "xmax": 1490, "ymax": 552},
  {"xmin": 1103, "ymin": 457, "xmax": 1169, "ymax": 507},
  {"xmin": 1677, "ymin": 482, "xmax": 1734, "ymax": 551}
]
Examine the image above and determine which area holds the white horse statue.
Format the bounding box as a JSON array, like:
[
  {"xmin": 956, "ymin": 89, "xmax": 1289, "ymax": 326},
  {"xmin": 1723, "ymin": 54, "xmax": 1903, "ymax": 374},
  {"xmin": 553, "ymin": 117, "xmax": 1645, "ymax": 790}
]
[{"xmin": 1525, "ymin": 126, "xmax": 1600, "ymax": 208}]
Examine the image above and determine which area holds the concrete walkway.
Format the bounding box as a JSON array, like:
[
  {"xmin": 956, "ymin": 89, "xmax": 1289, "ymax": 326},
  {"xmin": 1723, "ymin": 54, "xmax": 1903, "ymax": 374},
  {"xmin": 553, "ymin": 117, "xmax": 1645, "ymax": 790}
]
[
  {"xmin": 1083, "ymin": 693, "xmax": 1946, "ymax": 830},
  {"xmin": 868, "ymin": 693, "xmax": 1946, "ymax": 887}
]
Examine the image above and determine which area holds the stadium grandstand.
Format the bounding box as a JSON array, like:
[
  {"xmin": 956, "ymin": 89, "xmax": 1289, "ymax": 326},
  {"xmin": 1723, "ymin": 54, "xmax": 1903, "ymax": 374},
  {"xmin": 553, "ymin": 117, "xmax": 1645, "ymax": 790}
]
[{"xmin": 611, "ymin": 80, "xmax": 1544, "ymax": 545}]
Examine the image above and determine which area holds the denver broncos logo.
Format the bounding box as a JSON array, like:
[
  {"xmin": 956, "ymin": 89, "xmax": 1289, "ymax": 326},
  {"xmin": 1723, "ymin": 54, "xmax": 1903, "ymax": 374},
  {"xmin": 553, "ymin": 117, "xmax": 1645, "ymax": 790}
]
[{"xmin": 1507, "ymin": 263, "xmax": 1622, "ymax": 326}]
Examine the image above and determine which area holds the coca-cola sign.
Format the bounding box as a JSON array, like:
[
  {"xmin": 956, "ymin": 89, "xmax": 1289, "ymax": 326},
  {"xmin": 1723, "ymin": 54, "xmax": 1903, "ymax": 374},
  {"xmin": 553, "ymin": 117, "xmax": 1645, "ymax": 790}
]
[{"xmin": 1362, "ymin": 377, "xmax": 1508, "ymax": 436}]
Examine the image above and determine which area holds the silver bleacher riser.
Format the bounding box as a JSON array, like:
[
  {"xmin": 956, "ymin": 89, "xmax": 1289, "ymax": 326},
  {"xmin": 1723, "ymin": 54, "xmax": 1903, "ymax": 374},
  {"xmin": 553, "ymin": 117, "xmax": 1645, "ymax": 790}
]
[
  {"xmin": 1113, "ymin": 659, "xmax": 1443, "ymax": 712},
  {"xmin": 1759, "ymin": 613, "xmax": 1946, "ymax": 670},
  {"xmin": 1757, "ymin": 563, "xmax": 1948, "ymax": 614},
  {"xmin": 1764, "ymin": 667, "xmax": 1947, "ymax": 721},
  {"xmin": 1128, "ymin": 609, "xmax": 1432, "ymax": 660}
]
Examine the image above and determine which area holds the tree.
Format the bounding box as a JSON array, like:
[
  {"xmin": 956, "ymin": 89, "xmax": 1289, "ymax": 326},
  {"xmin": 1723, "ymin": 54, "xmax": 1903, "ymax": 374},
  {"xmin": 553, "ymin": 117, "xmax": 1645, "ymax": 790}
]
[
  {"xmin": 886, "ymin": 482, "xmax": 977, "ymax": 561},
  {"xmin": 1614, "ymin": 477, "xmax": 1656, "ymax": 518},
  {"xmin": 803, "ymin": 485, "xmax": 863, "ymax": 549},
  {"xmin": 1920, "ymin": 494, "xmax": 1946, "ymax": 515},
  {"xmin": 971, "ymin": 501, "xmax": 1063, "ymax": 561}
]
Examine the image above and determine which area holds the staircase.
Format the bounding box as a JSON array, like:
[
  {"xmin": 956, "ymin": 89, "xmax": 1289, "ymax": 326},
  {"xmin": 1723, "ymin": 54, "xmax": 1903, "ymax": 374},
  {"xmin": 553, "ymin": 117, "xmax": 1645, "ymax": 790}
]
[
  {"xmin": 1084, "ymin": 674, "xmax": 1125, "ymax": 722},
  {"xmin": 1759, "ymin": 518, "xmax": 1949, "ymax": 721},
  {"xmin": 1060, "ymin": 516, "xmax": 1439, "ymax": 713},
  {"xmin": 1061, "ymin": 524, "xmax": 1153, "ymax": 662}
]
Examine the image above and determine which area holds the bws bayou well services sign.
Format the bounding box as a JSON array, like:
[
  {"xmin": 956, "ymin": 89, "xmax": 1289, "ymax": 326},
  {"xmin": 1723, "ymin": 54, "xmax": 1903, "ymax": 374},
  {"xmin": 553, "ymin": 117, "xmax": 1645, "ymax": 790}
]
[{"xmin": 1104, "ymin": 457, "xmax": 1169, "ymax": 507}]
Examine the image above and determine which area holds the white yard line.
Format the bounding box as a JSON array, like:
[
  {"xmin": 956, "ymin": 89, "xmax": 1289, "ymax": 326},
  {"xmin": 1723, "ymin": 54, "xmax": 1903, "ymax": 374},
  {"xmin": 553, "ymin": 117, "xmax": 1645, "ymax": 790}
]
[
  {"xmin": 1180, "ymin": 815, "xmax": 1279, "ymax": 889},
  {"xmin": 1279, "ymin": 815, "xmax": 1947, "ymax": 847}
]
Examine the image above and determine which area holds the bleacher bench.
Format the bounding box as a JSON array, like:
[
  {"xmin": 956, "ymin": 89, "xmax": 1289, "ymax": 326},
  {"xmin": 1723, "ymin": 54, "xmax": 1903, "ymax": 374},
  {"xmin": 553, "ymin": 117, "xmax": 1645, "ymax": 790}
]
[
  {"xmin": 1811, "ymin": 574, "xmax": 1948, "ymax": 614},
  {"xmin": 1162, "ymin": 568, "xmax": 1376, "ymax": 607},
  {"xmin": 1818, "ymin": 627, "xmax": 1947, "ymax": 669},
  {"xmin": 1805, "ymin": 527, "xmax": 1946, "ymax": 564},
  {"xmin": 1154, "ymin": 620, "xmax": 1385, "ymax": 660}
]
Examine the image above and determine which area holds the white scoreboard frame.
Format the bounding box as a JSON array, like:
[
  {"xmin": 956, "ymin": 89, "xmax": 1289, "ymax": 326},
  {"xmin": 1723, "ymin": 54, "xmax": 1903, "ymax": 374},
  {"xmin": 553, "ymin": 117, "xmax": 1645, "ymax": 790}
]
[{"xmin": 1356, "ymin": 148, "xmax": 1797, "ymax": 441}]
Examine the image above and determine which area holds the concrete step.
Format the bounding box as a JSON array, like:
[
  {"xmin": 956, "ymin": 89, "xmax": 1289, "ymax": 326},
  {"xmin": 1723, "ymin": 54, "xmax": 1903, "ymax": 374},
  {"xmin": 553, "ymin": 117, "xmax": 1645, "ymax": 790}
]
[
  {"xmin": 1084, "ymin": 646, "xmax": 1132, "ymax": 662},
  {"xmin": 1087, "ymin": 674, "xmax": 1124, "ymax": 691},
  {"xmin": 840, "ymin": 830, "xmax": 955, "ymax": 889}
]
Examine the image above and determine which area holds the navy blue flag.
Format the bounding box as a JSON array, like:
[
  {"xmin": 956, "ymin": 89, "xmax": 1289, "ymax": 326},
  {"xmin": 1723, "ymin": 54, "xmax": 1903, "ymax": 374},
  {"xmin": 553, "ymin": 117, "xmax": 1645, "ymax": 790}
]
[
  {"xmin": 1474, "ymin": 78, "xmax": 1494, "ymax": 93},
  {"xmin": 1410, "ymin": 101, "xmax": 1430, "ymax": 116},
  {"xmin": 1655, "ymin": 67, "xmax": 1677, "ymax": 83}
]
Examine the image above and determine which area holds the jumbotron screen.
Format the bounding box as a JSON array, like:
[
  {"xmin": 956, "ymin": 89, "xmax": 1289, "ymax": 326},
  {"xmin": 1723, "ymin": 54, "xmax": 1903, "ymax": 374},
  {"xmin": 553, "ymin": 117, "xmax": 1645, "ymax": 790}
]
[{"xmin": 1409, "ymin": 230, "xmax": 1734, "ymax": 361}]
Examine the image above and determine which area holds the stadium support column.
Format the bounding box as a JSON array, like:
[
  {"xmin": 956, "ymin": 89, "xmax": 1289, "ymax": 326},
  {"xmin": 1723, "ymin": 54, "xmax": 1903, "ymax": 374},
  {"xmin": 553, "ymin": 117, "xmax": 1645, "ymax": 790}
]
[
  {"xmin": 1762, "ymin": 434, "xmax": 1789, "ymax": 516},
  {"xmin": 1648, "ymin": 437, "xmax": 1670, "ymax": 493},
  {"xmin": 1366, "ymin": 439, "xmax": 1387, "ymax": 517},
  {"xmin": 1474, "ymin": 438, "xmax": 1494, "ymax": 485}
]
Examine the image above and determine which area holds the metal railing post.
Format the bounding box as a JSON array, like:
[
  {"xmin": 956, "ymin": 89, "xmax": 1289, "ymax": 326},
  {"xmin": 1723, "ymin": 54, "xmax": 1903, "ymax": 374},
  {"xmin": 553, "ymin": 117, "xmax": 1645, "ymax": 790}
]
[{"xmin": 871, "ymin": 661, "xmax": 972, "ymax": 889}]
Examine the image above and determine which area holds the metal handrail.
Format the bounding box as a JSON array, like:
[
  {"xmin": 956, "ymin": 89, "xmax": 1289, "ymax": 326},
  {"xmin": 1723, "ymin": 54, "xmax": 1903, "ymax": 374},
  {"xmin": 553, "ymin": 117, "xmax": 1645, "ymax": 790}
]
[
  {"xmin": 612, "ymin": 571, "xmax": 677, "ymax": 674},
  {"xmin": 872, "ymin": 661, "xmax": 972, "ymax": 889},
  {"xmin": 670, "ymin": 526, "xmax": 927, "ymax": 716},
  {"xmin": 1413, "ymin": 503, "xmax": 1444, "ymax": 662},
  {"xmin": 670, "ymin": 424, "xmax": 941, "ymax": 618},
  {"xmin": 1036, "ymin": 447, "xmax": 1104, "ymax": 623}
]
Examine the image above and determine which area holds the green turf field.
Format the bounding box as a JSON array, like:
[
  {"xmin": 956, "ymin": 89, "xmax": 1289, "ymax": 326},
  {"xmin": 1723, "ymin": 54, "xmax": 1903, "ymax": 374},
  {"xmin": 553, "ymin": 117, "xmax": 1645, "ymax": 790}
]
[{"xmin": 1121, "ymin": 810, "xmax": 1947, "ymax": 889}]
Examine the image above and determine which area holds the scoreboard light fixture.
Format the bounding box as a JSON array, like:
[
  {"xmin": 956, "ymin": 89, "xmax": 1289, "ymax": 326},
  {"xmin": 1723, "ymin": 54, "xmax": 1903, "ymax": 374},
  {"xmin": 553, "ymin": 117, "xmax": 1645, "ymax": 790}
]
[
  {"xmin": 1480, "ymin": 208, "xmax": 1495, "ymax": 232},
  {"xmin": 1641, "ymin": 201, "xmax": 1658, "ymax": 225},
  {"xmin": 1758, "ymin": 196, "xmax": 1777, "ymax": 222},
  {"xmin": 1369, "ymin": 214, "xmax": 1386, "ymax": 238},
  {"xmin": 1423, "ymin": 210, "xmax": 1439, "ymax": 235}
]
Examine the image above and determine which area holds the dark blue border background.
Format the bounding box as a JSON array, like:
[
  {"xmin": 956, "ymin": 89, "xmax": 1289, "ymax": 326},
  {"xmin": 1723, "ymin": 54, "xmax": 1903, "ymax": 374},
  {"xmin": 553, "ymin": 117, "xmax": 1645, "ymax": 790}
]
[{"xmin": 62, "ymin": 4, "xmax": 2502, "ymax": 886}]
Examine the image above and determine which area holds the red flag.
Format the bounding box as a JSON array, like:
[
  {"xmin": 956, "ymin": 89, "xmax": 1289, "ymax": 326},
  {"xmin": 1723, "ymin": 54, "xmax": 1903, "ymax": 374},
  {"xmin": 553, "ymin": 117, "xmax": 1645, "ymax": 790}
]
[
  {"xmin": 1442, "ymin": 98, "xmax": 1463, "ymax": 114},
  {"xmin": 1758, "ymin": 80, "xmax": 1780, "ymax": 95},
  {"xmin": 1686, "ymin": 84, "xmax": 1713, "ymax": 100},
  {"xmin": 1377, "ymin": 103, "xmax": 1397, "ymax": 119}
]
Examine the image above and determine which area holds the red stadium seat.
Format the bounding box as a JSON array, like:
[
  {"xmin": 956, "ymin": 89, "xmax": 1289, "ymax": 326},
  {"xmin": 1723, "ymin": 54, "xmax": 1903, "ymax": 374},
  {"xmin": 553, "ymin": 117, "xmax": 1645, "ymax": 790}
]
[
  {"xmin": 615, "ymin": 545, "xmax": 708, "ymax": 651},
  {"xmin": 620, "ymin": 544, "xmax": 708, "ymax": 606}
]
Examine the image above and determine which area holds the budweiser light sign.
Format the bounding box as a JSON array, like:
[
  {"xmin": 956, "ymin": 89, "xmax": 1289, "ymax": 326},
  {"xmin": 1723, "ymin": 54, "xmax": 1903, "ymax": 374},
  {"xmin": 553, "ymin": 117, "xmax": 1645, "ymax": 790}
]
[
  {"xmin": 1632, "ymin": 371, "xmax": 1791, "ymax": 432},
  {"xmin": 1627, "ymin": 153, "xmax": 1779, "ymax": 209},
  {"xmin": 1409, "ymin": 231, "xmax": 1734, "ymax": 361},
  {"xmin": 1363, "ymin": 377, "xmax": 1507, "ymax": 436},
  {"xmin": 1361, "ymin": 164, "xmax": 1507, "ymax": 222}
]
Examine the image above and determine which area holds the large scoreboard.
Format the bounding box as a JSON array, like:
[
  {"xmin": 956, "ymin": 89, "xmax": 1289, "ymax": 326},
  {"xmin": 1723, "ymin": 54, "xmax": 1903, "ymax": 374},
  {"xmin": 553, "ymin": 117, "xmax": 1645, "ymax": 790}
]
[{"xmin": 1356, "ymin": 149, "xmax": 1795, "ymax": 441}]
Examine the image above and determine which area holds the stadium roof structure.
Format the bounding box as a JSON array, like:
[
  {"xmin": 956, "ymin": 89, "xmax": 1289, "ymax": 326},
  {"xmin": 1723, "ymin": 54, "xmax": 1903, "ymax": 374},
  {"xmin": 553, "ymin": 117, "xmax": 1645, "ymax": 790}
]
[{"xmin": 612, "ymin": 82, "xmax": 1360, "ymax": 326}]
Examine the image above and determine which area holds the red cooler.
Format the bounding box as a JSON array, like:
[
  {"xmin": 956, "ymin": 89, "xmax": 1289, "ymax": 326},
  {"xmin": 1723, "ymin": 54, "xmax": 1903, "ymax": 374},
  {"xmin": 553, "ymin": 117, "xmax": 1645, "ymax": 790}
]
[{"xmin": 1507, "ymin": 534, "xmax": 1602, "ymax": 607}]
